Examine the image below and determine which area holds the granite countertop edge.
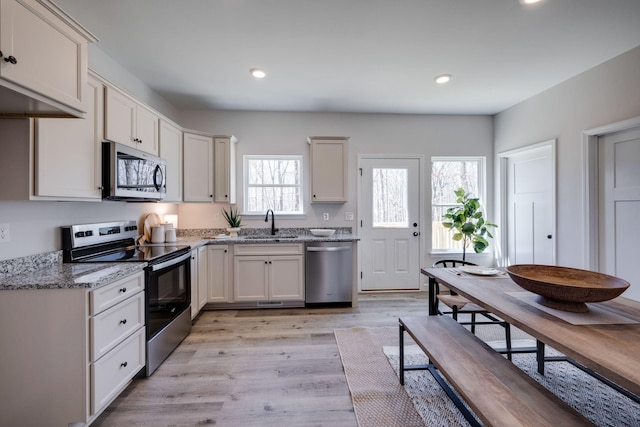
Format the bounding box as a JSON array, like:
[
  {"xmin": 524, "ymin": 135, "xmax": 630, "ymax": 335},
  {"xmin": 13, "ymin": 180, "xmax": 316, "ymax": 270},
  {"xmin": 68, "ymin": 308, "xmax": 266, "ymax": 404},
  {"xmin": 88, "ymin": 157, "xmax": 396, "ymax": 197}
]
[
  {"xmin": 0, "ymin": 233, "xmax": 358, "ymax": 291},
  {"xmin": 0, "ymin": 257, "xmax": 146, "ymax": 291},
  {"xmin": 175, "ymin": 234, "xmax": 359, "ymax": 248}
]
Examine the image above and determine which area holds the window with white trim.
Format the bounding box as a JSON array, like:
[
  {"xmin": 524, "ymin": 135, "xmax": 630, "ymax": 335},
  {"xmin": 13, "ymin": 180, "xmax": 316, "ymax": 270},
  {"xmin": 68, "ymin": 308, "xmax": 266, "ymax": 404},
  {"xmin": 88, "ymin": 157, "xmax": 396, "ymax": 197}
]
[
  {"xmin": 431, "ymin": 157, "xmax": 486, "ymax": 252},
  {"xmin": 243, "ymin": 155, "xmax": 303, "ymax": 215}
]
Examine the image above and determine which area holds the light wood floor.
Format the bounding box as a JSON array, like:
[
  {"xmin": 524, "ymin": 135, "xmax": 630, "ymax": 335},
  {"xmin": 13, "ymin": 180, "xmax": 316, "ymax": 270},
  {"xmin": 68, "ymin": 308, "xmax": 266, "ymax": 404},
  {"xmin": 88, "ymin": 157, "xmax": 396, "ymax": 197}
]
[{"xmin": 92, "ymin": 292, "xmax": 428, "ymax": 426}]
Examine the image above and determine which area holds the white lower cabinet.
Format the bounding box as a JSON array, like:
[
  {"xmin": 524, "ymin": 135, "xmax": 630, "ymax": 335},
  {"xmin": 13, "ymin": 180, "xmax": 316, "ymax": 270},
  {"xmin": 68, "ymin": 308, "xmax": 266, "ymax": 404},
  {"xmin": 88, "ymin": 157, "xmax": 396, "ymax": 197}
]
[
  {"xmin": 88, "ymin": 272, "xmax": 145, "ymax": 418},
  {"xmin": 190, "ymin": 245, "xmax": 212, "ymax": 318},
  {"xmin": 233, "ymin": 244, "xmax": 304, "ymax": 302},
  {"xmin": 197, "ymin": 245, "xmax": 208, "ymax": 309},
  {"xmin": 207, "ymin": 245, "xmax": 229, "ymax": 302},
  {"xmin": 0, "ymin": 270, "xmax": 145, "ymax": 426},
  {"xmin": 91, "ymin": 327, "xmax": 145, "ymax": 414}
]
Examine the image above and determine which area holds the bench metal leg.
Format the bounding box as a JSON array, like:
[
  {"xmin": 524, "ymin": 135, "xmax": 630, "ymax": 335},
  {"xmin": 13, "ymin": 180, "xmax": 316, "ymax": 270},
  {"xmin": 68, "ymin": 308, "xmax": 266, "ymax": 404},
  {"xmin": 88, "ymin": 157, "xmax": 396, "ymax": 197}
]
[{"xmin": 425, "ymin": 365, "xmax": 483, "ymax": 427}]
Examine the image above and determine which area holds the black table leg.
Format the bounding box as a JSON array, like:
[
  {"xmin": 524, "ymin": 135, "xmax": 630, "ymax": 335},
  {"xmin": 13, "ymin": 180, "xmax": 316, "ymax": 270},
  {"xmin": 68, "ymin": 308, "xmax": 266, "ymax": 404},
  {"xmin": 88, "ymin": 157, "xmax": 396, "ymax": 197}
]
[
  {"xmin": 537, "ymin": 340, "xmax": 545, "ymax": 375},
  {"xmin": 428, "ymin": 277, "xmax": 438, "ymax": 315}
]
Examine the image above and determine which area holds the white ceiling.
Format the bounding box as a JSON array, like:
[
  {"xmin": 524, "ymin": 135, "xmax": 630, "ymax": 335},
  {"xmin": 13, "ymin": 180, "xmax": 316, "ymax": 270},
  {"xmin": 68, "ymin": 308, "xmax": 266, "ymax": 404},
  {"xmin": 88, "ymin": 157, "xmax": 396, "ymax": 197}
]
[{"xmin": 54, "ymin": 0, "xmax": 640, "ymax": 115}]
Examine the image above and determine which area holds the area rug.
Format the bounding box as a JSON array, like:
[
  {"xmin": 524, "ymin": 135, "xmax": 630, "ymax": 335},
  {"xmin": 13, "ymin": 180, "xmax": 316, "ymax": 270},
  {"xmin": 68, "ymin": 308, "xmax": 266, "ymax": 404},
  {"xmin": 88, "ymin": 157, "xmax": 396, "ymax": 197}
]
[
  {"xmin": 335, "ymin": 325, "xmax": 640, "ymax": 427},
  {"xmin": 334, "ymin": 326, "xmax": 424, "ymax": 427}
]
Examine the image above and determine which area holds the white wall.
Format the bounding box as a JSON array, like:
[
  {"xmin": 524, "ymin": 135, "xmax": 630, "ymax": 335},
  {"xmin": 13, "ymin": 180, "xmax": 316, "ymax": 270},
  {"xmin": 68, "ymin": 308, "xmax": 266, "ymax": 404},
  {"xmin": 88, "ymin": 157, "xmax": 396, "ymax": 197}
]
[
  {"xmin": 494, "ymin": 45, "xmax": 640, "ymax": 268},
  {"xmin": 0, "ymin": 200, "xmax": 177, "ymax": 260},
  {"xmin": 178, "ymin": 110, "xmax": 494, "ymax": 267}
]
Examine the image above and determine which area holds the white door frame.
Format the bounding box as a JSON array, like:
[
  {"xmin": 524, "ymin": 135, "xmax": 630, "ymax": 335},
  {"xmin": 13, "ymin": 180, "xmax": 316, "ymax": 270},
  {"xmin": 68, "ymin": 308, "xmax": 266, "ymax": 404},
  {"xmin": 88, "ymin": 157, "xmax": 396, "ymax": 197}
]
[
  {"xmin": 583, "ymin": 115, "xmax": 640, "ymax": 270},
  {"xmin": 497, "ymin": 140, "xmax": 557, "ymax": 267},
  {"xmin": 356, "ymin": 154, "xmax": 425, "ymax": 292}
]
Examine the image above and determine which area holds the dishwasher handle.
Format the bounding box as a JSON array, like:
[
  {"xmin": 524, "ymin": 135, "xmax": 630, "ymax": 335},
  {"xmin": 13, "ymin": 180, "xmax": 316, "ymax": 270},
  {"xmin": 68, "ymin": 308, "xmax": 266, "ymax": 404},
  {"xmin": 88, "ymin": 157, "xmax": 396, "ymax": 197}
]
[{"xmin": 307, "ymin": 246, "xmax": 351, "ymax": 252}]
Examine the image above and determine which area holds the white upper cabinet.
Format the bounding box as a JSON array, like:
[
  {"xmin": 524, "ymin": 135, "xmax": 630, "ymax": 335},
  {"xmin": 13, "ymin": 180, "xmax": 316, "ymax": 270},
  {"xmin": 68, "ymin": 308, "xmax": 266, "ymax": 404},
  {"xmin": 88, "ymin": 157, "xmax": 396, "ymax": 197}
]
[
  {"xmin": 183, "ymin": 132, "xmax": 214, "ymax": 202},
  {"xmin": 105, "ymin": 86, "xmax": 159, "ymax": 155},
  {"xmin": 0, "ymin": 0, "xmax": 95, "ymax": 117},
  {"xmin": 308, "ymin": 136, "xmax": 349, "ymax": 203},
  {"xmin": 213, "ymin": 135, "xmax": 238, "ymax": 204},
  {"xmin": 159, "ymin": 120, "xmax": 183, "ymax": 202},
  {"xmin": 33, "ymin": 74, "xmax": 103, "ymax": 200},
  {"xmin": 0, "ymin": 75, "xmax": 103, "ymax": 201}
]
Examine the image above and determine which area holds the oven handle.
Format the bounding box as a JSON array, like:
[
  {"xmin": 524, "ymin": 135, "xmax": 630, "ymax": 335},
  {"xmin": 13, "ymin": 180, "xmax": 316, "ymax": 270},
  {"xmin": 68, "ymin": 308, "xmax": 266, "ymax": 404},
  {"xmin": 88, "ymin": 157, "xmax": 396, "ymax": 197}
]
[{"xmin": 148, "ymin": 251, "xmax": 191, "ymax": 272}]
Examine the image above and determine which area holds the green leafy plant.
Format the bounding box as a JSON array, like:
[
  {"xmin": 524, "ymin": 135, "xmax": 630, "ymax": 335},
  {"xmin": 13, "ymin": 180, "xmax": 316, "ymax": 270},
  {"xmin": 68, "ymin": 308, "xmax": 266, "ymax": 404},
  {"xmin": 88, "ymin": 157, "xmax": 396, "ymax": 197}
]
[
  {"xmin": 442, "ymin": 188, "xmax": 497, "ymax": 261},
  {"xmin": 222, "ymin": 206, "xmax": 242, "ymax": 228}
]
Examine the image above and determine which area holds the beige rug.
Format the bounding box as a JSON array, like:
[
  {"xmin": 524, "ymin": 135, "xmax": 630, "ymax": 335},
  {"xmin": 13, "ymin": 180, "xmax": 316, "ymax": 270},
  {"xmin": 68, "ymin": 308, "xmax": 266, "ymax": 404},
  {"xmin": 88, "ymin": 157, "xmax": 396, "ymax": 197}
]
[{"xmin": 334, "ymin": 326, "xmax": 424, "ymax": 427}]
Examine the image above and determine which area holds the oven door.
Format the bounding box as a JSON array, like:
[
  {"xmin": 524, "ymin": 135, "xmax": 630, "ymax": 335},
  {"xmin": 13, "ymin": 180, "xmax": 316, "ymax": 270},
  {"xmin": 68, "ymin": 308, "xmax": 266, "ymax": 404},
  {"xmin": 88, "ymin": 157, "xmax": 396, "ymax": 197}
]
[
  {"xmin": 145, "ymin": 250, "xmax": 192, "ymax": 375},
  {"xmin": 146, "ymin": 251, "xmax": 191, "ymax": 339}
]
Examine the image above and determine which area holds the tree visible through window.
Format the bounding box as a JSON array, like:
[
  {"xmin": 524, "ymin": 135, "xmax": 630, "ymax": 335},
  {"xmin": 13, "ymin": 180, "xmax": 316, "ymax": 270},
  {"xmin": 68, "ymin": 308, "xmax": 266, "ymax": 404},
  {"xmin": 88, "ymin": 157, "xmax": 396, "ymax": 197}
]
[
  {"xmin": 432, "ymin": 157, "xmax": 484, "ymax": 251},
  {"xmin": 373, "ymin": 168, "xmax": 408, "ymax": 227},
  {"xmin": 244, "ymin": 155, "xmax": 303, "ymax": 214}
]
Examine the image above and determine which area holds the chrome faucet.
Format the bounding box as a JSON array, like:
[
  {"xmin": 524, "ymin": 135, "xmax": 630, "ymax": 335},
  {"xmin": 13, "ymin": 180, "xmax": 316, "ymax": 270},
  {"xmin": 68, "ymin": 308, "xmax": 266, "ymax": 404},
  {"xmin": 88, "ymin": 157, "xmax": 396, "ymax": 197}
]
[{"xmin": 265, "ymin": 209, "xmax": 277, "ymax": 235}]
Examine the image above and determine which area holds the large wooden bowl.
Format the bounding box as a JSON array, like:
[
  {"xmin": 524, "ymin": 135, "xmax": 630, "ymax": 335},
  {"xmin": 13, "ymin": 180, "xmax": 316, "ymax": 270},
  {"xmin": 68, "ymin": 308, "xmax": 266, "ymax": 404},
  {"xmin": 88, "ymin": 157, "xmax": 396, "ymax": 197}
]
[{"xmin": 505, "ymin": 264, "xmax": 630, "ymax": 313}]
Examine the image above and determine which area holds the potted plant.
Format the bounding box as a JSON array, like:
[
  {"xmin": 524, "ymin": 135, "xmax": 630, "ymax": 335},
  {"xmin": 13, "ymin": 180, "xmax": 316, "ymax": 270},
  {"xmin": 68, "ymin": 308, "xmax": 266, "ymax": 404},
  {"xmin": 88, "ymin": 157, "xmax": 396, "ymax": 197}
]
[
  {"xmin": 222, "ymin": 206, "xmax": 242, "ymax": 236},
  {"xmin": 442, "ymin": 188, "xmax": 497, "ymax": 261}
]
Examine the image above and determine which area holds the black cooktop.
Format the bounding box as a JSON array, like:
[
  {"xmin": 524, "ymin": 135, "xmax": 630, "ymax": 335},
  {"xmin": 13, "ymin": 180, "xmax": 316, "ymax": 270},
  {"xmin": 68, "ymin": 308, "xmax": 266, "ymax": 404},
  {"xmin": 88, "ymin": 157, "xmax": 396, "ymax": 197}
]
[{"xmin": 84, "ymin": 244, "xmax": 191, "ymax": 263}]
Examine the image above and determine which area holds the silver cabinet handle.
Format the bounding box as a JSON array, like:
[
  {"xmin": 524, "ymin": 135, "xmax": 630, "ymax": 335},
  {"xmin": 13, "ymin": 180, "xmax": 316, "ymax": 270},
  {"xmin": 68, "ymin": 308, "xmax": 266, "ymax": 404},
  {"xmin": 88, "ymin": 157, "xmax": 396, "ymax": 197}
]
[{"xmin": 307, "ymin": 246, "xmax": 350, "ymax": 252}]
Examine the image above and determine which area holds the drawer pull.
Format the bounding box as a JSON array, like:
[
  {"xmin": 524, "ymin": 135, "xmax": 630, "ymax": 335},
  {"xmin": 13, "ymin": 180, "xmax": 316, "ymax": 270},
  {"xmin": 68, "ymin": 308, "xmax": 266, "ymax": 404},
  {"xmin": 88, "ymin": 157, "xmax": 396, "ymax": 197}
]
[
  {"xmin": 120, "ymin": 319, "xmax": 127, "ymax": 325},
  {"xmin": 119, "ymin": 287, "xmax": 127, "ymax": 293},
  {"xmin": 120, "ymin": 361, "xmax": 128, "ymax": 368}
]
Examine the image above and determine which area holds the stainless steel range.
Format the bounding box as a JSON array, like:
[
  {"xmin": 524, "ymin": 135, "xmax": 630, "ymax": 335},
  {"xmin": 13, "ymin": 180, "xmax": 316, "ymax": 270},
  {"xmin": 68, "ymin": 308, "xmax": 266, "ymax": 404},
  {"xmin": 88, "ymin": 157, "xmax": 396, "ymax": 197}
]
[{"xmin": 62, "ymin": 220, "xmax": 192, "ymax": 376}]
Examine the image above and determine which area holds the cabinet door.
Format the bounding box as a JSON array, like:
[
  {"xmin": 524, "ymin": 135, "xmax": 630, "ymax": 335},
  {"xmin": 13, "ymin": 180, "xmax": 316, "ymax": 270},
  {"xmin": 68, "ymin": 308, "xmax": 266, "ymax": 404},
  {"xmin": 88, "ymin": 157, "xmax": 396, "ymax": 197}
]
[
  {"xmin": 207, "ymin": 245, "xmax": 229, "ymax": 302},
  {"xmin": 190, "ymin": 249, "xmax": 198, "ymax": 319},
  {"xmin": 197, "ymin": 245, "xmax": 208, "ymax": 309},
  {"xmin": 269, "ymin": 255, "xmax": 304, "ymax": 300},
  {"xmin": 159, "ymin": 120, "xmax": 182, "ymax": 202},
  {"xmin": 135, "ymin": 105, "xmax": 159, "ymax": 155},
  {"xmin": 213, "ymin": 136, "xmax": 237, "ymax": 203},
  {"xmin": 183, "ymin": 132, "xmax": 214, "ymax": 202},
  {"xmin": 310, "ymin": 138, "xmax": 348, "ymax": 203},
  {"xmin": 34, "ymin": 75, "xmax": 102, "ymax": 200},
  {"xmin": 233, "ymin": 256, "xmax": 269, "ymax": 301},
  {"xmin": 0, "ymin": 0, "xmax": 87, "ymax": 112},
  {"xmin": 104, "ymin": 87, "xmax": 136, "ymax": 147}
]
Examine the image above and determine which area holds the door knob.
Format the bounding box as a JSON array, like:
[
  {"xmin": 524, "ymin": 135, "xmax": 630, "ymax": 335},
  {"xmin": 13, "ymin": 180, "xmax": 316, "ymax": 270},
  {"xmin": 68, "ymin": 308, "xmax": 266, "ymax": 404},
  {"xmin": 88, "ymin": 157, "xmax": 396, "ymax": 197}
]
[
  {"xmin": 413, "ymin": 232, "xmax": 420, "ymax": 236},
  {"xmin": 547, "ymin": 235, "xmax": 552, "ymax": 239}
]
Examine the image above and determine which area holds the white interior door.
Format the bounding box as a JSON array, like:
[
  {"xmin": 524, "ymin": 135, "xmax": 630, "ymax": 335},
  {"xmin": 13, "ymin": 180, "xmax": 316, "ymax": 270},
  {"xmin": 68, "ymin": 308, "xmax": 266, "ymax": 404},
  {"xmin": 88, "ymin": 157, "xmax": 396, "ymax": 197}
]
[
  {"xmin": 501, "ymin": 141, "xmax": 556, "ymax": 266},
  {"xmin": 599, "ymin": 127, "xmax": 640, "ymax": 302},
  {"xmin": 359, "ymin": 157, "xmax": 421, "ymax": 291}
]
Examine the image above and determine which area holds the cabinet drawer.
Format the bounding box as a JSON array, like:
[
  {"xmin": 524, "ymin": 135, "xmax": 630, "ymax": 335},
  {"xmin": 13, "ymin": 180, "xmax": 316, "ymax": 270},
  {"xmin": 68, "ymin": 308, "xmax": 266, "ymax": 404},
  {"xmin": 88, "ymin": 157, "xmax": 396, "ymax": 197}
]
[
  {"xmin": 90, "ymin": 272, "xmax": 144, "ymax": 315},
  {"xmin": 91, "ymin": 327, "xmax": 145, "ymax": 415},
  {"xmin": 234, "ymin": 243, "xmax": 303, "ymax": 256},
  {"xmin": 91, "ymin": 292, "xmax": 144, "ymax": 362}
]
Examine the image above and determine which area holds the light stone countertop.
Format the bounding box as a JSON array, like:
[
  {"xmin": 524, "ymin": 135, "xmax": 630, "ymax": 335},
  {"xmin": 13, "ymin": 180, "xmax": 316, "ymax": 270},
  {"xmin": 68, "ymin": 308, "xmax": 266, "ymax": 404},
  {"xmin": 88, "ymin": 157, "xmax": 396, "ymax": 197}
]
[
  {"xmin": 0, "ymin": 251, "xmax": 146, "ymax": 291},
  {"xmin": 0, "ymin": 229, "xmax": 358, "ymax": 291},
  {"xmin": 177, "ymin": 233, "xmax": 360, "ymax": 248}
]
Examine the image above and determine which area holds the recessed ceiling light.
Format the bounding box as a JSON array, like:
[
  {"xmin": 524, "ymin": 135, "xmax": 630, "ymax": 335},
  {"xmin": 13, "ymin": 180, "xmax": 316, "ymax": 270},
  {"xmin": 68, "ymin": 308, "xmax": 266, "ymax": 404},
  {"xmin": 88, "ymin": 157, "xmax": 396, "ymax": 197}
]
[
  {"xmin": 519, "ymin": 0, "xmax": 543, "ymax": 5},
  {"xmin": 434, "ymin": 74, "xmax": 452, "ymax": 84},
  {"xmin": 250, "ymin": 68, "xmax": 266, "ymax": 79}
]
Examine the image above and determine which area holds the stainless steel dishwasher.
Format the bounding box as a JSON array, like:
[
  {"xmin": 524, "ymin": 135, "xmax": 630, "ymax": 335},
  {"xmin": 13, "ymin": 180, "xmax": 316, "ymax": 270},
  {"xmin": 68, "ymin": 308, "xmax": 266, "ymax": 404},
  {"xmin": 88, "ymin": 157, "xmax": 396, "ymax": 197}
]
[{"xmin": 305, "ymin": 241, "xmax": 353, "ymax": 305}]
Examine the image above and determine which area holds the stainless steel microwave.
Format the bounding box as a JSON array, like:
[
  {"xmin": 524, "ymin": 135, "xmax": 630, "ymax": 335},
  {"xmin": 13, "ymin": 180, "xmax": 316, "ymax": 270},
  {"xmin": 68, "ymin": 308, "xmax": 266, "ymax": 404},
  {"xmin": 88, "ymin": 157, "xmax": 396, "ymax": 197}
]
[{"xmin": 102, "ymin": 141, "xmax": 166, "ymax": 201}]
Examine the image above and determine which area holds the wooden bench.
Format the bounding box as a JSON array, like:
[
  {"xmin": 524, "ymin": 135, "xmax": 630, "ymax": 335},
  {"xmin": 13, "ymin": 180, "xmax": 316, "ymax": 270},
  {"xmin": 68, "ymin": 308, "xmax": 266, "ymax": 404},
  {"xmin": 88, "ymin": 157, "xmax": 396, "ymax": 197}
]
[{"xmin": 399, "ymin": 315, "xmax": 595, "ymax": 427}]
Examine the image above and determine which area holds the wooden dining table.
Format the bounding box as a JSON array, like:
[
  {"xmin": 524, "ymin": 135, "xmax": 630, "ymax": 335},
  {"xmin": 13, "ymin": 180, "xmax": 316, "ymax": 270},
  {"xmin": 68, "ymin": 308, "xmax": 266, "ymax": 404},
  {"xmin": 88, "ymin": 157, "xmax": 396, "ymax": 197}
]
[{"xmin": 421, "ymin": 267, "xmax": 640, "ymax": 400}]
